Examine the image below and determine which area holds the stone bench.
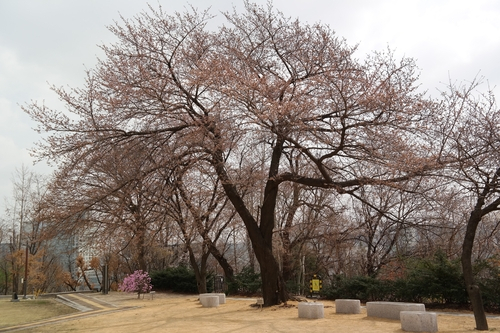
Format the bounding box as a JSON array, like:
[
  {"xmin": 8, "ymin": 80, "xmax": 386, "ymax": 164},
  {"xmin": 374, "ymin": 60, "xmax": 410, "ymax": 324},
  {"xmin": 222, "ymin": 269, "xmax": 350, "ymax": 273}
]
[
  {"xmin": 366, "ymin": 301, "xmax": 425, "ymax": 320},
  {"xmin": 298, "ymin": 302, "xmax": 324, "ymax": 319},
  {"xmin": 199, "ymin": 294, "xmax": 219, "ymax": 308},
  {"xmin": 400, "ymin": 311, "xmax": 438, "ymax": 332},
  {"xmin": 335, "ymin": 299, "xmax": 361, "ymax": 314},
  {"xmin": 214, "ymin": 293, "xmax": 226, "ymax": 304},
  {"xmin": 199, "ymin": 293, "xmax": 226, "ymax": 305}
]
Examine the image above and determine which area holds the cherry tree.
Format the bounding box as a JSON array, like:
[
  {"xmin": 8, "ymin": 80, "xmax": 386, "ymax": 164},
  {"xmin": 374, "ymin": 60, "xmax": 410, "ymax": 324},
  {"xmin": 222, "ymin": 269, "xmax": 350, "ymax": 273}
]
[
  {"xmin": 25, "ymin": 2, "xmax": 442, "ymax": 305},
  {"xmin": 435, "ymin": 79, "xmax": 500, "ymax": 330},
  {"xmin": 40, "ymin": 140, "xmax": 173, "ymax": 272}
]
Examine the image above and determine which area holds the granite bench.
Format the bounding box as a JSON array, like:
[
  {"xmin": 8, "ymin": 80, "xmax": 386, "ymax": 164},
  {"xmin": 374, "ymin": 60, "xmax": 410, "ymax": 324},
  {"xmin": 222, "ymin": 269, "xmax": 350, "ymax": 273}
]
[
  {"xmin": 335, "ymin": 299, "xmax": 361, "ymax": 314},
  {"xmin": 366, "ymin": 301, "xmax": 425, "ymax": 320},
  {"xmin": 199, "ymin": 293, "xmax": 225, "ymax": 305},
  {"xmin": 298, "ymin": 302, "xmax": 324, "ymax": 319},
  {"xmin": 400, "ymin": 311, "xmax": 438, "ymax": 332},
  {"xmin": 199, "ymin": 294, "xmax": 219, "ymax": 308}
]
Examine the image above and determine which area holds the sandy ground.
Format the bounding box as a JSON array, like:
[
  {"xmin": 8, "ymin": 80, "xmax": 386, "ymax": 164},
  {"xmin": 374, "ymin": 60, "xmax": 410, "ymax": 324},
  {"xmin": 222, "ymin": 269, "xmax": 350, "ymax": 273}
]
[{"xmin": 9, "ymin": 292, "xmax": 500, "ymax": 333}]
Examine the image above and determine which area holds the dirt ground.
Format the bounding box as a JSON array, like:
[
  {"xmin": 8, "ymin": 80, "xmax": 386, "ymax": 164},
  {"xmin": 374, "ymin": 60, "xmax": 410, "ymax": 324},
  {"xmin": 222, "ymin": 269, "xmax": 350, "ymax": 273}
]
[{"xmin": 9, "ymin": 292, "xmax": 500, "ymax": 333}]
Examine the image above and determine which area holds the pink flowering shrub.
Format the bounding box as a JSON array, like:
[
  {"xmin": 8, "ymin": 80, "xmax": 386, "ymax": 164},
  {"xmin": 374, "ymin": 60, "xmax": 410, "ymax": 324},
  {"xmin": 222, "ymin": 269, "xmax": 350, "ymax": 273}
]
[{"xmin": 119, "ymin": 270, "xmax": 153, "ymax": 298}]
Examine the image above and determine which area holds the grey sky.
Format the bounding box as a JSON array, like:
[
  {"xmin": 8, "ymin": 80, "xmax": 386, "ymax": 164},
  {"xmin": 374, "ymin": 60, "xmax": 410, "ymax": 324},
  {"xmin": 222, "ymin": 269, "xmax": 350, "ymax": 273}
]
[{"xmin": 1, "ymin": 0, "xmax": 499, "ymax": 212}]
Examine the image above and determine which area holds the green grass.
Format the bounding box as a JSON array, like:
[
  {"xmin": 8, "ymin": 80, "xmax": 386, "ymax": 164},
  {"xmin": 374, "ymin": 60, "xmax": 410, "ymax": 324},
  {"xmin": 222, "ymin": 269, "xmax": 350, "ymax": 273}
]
[{"xmin": 0, "ymin": 298, "xmax": 78, "ymax": 328}]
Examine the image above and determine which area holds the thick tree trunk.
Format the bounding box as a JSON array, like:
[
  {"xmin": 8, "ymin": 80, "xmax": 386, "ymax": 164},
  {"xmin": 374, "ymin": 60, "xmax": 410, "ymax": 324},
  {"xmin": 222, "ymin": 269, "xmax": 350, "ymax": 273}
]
[
  {"xmin": 211, "ymin": 137, "xmax": 289, "ymax": 306},
  {"xmin": 252, "ymin": 136, "xmax": 289, "ymax": 305},
  {"xmin": 461, "ymin": 199, "xmax": 488, "ymax": 330},
  {"xmin": 197, "ymin": 274, "xmax": 208, "ymax": 294},
  {"xmin": 253, "ymin": 241, "xmax": 288, "ymax": 306}
]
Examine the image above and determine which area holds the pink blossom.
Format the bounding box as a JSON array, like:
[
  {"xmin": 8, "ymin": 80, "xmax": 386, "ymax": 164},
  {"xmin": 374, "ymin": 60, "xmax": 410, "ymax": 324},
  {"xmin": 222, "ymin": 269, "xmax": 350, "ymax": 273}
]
[{"xmin": 119, "ymin": 270, "xmax": 153, "ymax": 298}]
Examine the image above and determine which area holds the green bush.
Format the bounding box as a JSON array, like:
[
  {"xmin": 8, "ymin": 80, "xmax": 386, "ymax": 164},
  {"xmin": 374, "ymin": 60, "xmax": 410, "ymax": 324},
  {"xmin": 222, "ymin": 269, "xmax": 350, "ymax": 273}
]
[
  {"xmin": 285, "ymin": 279, "xmax": 302, "ymax": 295},
  {"xmin": 474, "ymin": 258, "xmax": 500, "ymax": 312},
  {"xmin": 403, "ymin": 251, "xmax": 467, "ymax": 305},
  {"xmin": 227, "ymin": 266, "xmax": 261, "ymax": 296},
  {"xmin": 150, "ymin": 265, "xmax": 198, "ymax": 293},
  {"xmin": 324, "ymin": 275, "xmax": 392, "ymax": 302},
  {"xmin": 324, "ymin": 251, "xmax": 469, "ymax": 306}
]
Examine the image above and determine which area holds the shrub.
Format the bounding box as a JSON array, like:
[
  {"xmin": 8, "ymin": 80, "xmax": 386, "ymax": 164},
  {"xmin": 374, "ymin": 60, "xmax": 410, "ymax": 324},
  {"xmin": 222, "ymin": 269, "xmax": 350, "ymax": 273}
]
[
  {"xmin": 324, "ymin": 275, "xmax": 391, "ymax": 302},
  {"xmin": 227, "ymin": 266, "xmax": 261, "ymax": 296},
  {"xmin": 324, "ymin": 252, "xmax": 468, "ymax": 306},
  {"xmin": 119, "ymin": 270, "xmax": 153, "ymax": 299},
  {"xmin": 403, "ymin": 251, "xmax": 467, "ymax": 305},
  {"xmin": 474, "ymin": 258, "xmax": 500, "ymax": 312},
  {"xmin": 150, "ymin": 266, "xmax": 198, "ymax": 294}
]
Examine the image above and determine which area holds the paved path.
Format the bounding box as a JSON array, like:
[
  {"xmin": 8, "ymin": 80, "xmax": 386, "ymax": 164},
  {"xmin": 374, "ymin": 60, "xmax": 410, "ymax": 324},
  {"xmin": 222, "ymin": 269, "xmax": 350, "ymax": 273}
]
[
  {"xmin": 56, "ymin": 293, "xmax": 119, "ymax": 312},
  {"xmin": 0, "ymin": 293, "xmax": 137, "ymax": 332}
]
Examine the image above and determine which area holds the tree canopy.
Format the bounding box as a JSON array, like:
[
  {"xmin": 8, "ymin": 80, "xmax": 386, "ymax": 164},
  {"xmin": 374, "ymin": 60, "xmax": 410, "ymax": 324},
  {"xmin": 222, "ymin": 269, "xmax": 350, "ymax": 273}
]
[{"xmin": 23, "ymin": 1, "xmax": 498, "ymax": 314}]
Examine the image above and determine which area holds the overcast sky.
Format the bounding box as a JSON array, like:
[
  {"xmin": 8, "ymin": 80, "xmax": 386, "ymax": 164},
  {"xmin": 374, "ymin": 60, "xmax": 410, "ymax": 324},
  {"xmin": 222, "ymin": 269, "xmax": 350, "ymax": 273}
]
[{"xmin": 1, "ymin": 0, "xmax": 499, "ymax": 213}]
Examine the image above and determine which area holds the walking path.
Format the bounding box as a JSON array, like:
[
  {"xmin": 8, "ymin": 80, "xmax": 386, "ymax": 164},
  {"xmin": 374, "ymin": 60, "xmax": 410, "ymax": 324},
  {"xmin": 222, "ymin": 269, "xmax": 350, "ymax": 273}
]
[{"xmin": 56, "ymin": 292, "xmax": 119, "ymax": 312}]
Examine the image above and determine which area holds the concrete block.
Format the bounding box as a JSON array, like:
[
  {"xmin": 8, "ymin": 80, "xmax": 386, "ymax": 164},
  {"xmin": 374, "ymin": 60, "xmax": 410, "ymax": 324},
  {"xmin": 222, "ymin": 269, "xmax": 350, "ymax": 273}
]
[
  {"xmin": 335, "ymin": 299, "xmax": 361, "ymax": 314},
  {"xmin": 215, "ymin": 293, "xmax": 226, "ymax": 304},
  {"xmin": 199, "ymin": 295, "xmax": 219, "ymax": 308},
  {"xmin": 400, "ymin": 311, "xmax": 438, "ymax": 332},
  {"xmin": 199, "ymin": 293, "xmax": 225, "ymax": 305},
  {"xmin": 366, "ymin": 301, "xmax": 425, "ymax": 320},
  {"xmin": 298, "ymin": 302, "xmax": 324, "ymax": 319}
]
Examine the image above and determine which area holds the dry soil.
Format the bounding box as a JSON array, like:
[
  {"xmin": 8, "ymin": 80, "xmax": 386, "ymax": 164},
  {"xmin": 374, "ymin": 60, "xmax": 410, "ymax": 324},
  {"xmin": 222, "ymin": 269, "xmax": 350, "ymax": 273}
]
[{"xmin": 8, "ymin": 292, "xmax": 500, "ymax": 333}]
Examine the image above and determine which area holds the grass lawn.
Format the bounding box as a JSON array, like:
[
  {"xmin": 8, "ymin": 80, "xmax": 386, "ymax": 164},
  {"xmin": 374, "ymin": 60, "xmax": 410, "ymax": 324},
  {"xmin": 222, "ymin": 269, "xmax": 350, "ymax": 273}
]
[{"xmin": 0, "ymin": 297, "xmax": 78, "ymax": 328}]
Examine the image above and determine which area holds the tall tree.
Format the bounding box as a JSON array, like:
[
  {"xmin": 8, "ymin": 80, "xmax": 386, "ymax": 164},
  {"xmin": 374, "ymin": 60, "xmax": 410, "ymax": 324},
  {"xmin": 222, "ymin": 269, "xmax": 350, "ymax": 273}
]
[
  {"xmin": 349, "ymin": 183, "xmax": 432, "ymax": 277},
  {"xmin": 164, "ymin": 177, "xmax": 212, "ymax": 294},
  {"xmin": 177, "ymin": 167, "xmax": 237, "ymax": 287},
  {"xmin": 437, "ymin": 79, "xmax": 500, "ymax": 330},
  {"xmin": 25, "ymin": 2, "xmax": 442, "ymax": 305},
  {"xmin": 41, "ymin": 140, "xmax": 172, "ymax": 272},
  {"xmin": 275, "ymin": 180, "xmax": 339, "ymax": 289},
  {"xmin": 3, "ymin": 166, "xmax": 47, "ymax": 296}
]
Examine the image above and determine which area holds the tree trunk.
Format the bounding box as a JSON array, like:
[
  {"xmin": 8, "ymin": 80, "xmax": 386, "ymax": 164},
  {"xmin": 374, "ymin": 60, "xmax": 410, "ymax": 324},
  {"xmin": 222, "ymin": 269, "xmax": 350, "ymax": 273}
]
[
  {"xmin": 135, "ymin": 229, "xmax": 147, "ymax": 272},
  {"xmin": 246, "ymin": 235, "xmax": 255, "ymax": 272},
  {"xmin": 80, "ymin": 269, "xmax": 93, "ymax": 291},
  {"xmin": 461, "ymin": 199, "xmax": 488, "ymax": 330},
  {"xmin": 197, "ymin": 275, "xmax": 208, "ymax": 294},
  {"xmin": 12, "ymin": 271, "xmax": 19, "ymax": 296},
  {"xmin": 213, "ymin": 182, "xmax": 289, "ymax": 306},
  {"xmin": 187, "ymin": 245, "xmax": 209, "ymax": 294},
  {"xmin": 281, "ymin": 245, "xmax": 294, "ymax": 284},
  {"xmin": 132, "ymin": 206, "xmax": 148, "ymax": 272},
  {"xmin": 211, "ymin": 137, "xmax": 289, "ymax": 306},
  {"xmin": 256, "ymin": 137, "xmax": 289, "ymax": 305},
  {"xmin": 3, "ymin": 268, "xmax": 9, "ymax": 295},
  {"xmin": 253, "ymin": 240, "xmax": 288, "ymax": 306},
  {"xmin": 281, "ymin": 182, "xmax": 300, "ymax": 284},
  {"xmin": 208, "ymin": 241, "xmax": 235, "ymax": 285}
]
